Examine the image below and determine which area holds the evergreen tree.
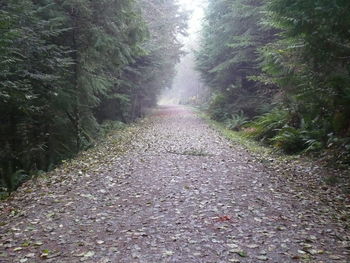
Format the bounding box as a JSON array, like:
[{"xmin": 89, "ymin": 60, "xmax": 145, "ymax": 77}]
[
  {"xmin": 97, "ymin": 0, "xmax": 188, "ymax": 121},
  {"xmin": 0, "ymin": 0, "xmax": 73, "ymax": 190},
  {"xmin": 0, "ymin": 0, "xmax": 188, "ymax": 192},
  {"xmin": 196, "ymin": 0, "xmax": 275, "ymax": 121},
  {"xmin": 265, "ymin": 0, "xmax": 350, "ymax": 130},
  {"xmin": 196, "ymin": 0, "xmax": 350, "ymax": 155},
  {"xmin": 255, "ymin": 0, "xmax": 350, "ymax": 153}
]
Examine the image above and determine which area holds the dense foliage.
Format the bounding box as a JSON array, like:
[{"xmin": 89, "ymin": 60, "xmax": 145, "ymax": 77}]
[
  {"xmin": 0, "ymin": 0, "xmax": 186, "ymax": 192},
  {"xmin": 196, "ymin": 0, "xmax": 350, "ymax": 161},
  {"xmin": 196, "ymin": 0, "xmax": 275, "ymax": 122}
]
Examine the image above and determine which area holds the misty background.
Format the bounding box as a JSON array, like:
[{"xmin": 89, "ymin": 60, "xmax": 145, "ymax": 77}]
[{"xmin": 159, "ymin": 0, "xmax": 207, "ymax": 105}]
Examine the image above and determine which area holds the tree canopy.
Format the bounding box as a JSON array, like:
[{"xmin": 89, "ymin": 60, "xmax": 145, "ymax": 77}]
[
  {"xmin": 195, "ymin": 0, "xmax": 350, "ymax": 159},
  {"xmin": 0, "ymin": 0, "xmax": 187, "ymax": 191}
]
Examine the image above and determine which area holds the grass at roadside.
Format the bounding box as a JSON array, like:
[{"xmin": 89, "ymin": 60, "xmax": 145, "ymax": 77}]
[
  {"xmin": 193, "ymin": 107, "xmax": 350, "ymax": 193},
  {"xmin": 193, "ymin": 108, "xmax": 296, "ymax": 161},
  {"xmin": 0, "ymin": 117, "xmax": 150, "ymax": 201}
]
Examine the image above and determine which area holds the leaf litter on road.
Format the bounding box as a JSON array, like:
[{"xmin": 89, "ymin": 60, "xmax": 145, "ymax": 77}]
[{"xmin": 0, "ymin": 105, "xmax": 349, "ymax": 262}]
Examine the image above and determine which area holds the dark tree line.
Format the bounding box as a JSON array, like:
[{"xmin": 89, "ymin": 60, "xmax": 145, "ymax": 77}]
[
  {"xmin": 0, "ymin": 0, "xmax": 187, "ymax": 191},
  {"xmin": 196, "ymin": 0, "xmax": 350, "ymax": 160}
]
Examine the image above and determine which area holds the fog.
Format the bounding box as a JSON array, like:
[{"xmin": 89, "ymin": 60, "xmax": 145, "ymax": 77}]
[{"xmin": 158, "ymin": 0, "xmax": 207, "ymax": 105}]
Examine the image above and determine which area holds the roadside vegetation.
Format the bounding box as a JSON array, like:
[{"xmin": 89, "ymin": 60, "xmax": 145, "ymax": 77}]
[
  {"xmin": 0, "ymin": 0, "xmax": 187, "ymax": 193},
  {"xmin": 194, "ymin": 0, "xmax": 350, "ymax": 169},
  {"xmin": 195, "ymin": 108, "xmax": 350, "ymax": 198}
]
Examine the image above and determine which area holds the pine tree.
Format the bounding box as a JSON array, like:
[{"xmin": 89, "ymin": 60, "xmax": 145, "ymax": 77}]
[
  {"xmin": 258, "ymin": 0, "xmax": 350, "ymax": 151},
  {"xmin": 0, "ymin": 0, "xmax": 188, "ymax": 192},
  {"xmin": 97, "ymin": 0, "xmax": 188, "ymax": 121},
  {"xmin": 196, "ymin": 0, "xmax": 275, "ymax": 121},
  {"xmin": 0, "ymin": 0, "xmax": 73, "ymax": 190}
]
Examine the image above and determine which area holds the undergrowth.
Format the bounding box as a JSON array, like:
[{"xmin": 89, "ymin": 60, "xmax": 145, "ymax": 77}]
[
  {"xmin": 194, "ymin": 109, "xmax": 275, "ymax": 157},
  {"xmin": 194, "ymin": 107, "xmax": 350, "ymax": 172},
  {"xmin": 0, "ymin": 120, "xmax": 130, "ymax": 199}
]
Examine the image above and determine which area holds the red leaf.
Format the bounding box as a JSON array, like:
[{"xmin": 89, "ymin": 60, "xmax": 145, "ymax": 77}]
[{"xmin": 216, "ymin": 216, "xmax": 231, "ymax": 222}]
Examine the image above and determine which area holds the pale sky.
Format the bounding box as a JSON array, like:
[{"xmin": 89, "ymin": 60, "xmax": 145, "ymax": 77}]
[
  {"xmin": 158, "ymin": 0, "xmax": 207, "ymax": 105},
  {"xmin": 177, "ymin": 0, "xmax": 206, "ymax": 36}
]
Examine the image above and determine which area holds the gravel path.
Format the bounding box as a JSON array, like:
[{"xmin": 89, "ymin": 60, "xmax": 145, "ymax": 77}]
[{"xmin": 0, "ymin": 105, "xmax": 349, "ymax": 263}]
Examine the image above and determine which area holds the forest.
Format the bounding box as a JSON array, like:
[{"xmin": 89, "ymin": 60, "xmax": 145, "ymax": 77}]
[
  {"xmin": 1, "ymin": 1, "xmax": 350, "ymax": 262},
  {"xmin": 195, "ymin": 0, "xmax": 350, "ymax": 163},
  {"xmin": 0, "ymin": 0, "xmax": 187, "ymax": 192},
  {"xmin": 1, "ymin": 0, "xmax": 350, "ymax": 191}
]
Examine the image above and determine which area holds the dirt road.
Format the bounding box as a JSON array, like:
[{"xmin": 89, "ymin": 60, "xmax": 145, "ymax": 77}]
[{"xmin": 0, "ymin": 106, "xmax": 348, "ymax": 262}]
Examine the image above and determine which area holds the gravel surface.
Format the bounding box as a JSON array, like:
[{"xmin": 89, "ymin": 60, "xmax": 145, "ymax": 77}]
[{"xmin": 0, "ymin": 105, "xmax": 349, "ymax": 263}]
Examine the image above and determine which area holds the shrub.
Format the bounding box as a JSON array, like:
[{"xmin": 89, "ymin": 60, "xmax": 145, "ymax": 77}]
[
  {"xmin": 271, "ymin": 126, "xmax": 306, "ymax": 154},
  {"xmin": 100, "ymin": 121, "xmax": 126, "ymax": 136},
  {"xmin": 244, "ymin": 108, "xmax": 289, "ymax": 142},
  {"xmin": 225, "ymin": 112, "xmax": 248, "ymax": 131},
  {"xmin": 208, "ymin": 93, "xmax": 231, "ymax": 121},
  {"xmin": 0, "ymin": 170, "xmax": 29, "ymax": 193}
]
